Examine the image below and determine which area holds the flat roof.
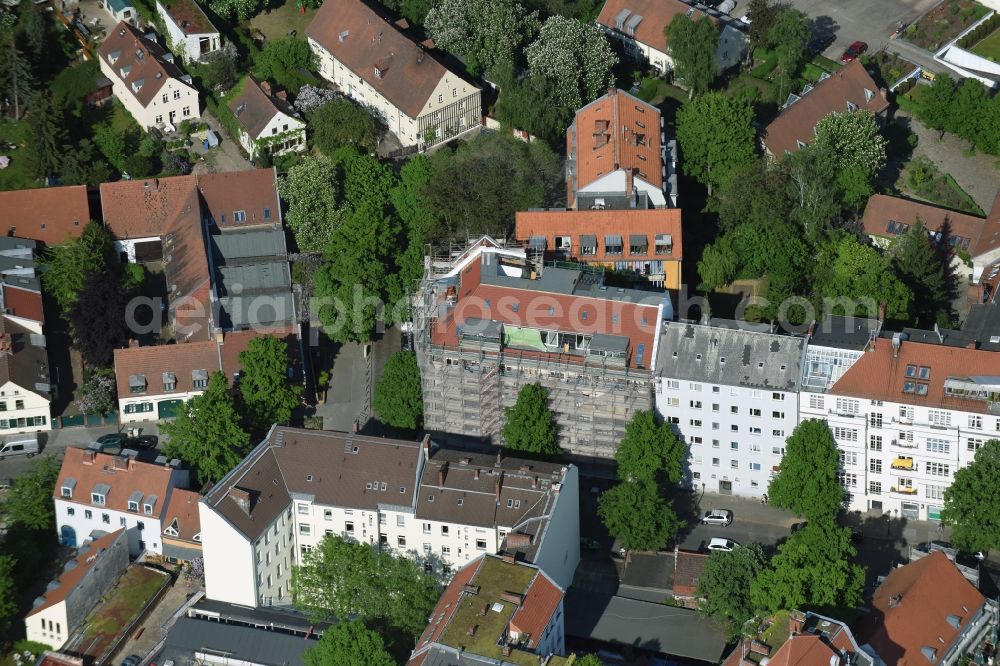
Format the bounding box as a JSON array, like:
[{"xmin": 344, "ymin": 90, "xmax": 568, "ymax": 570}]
[{"xmin": 159, "ymin": 617, "xmax": 317, "ymax": 666}]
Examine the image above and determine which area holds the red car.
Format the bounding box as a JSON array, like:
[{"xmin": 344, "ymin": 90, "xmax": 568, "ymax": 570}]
[{"xmin": 841, "ymin": 41, "xmax": 868, "ymax": 63}]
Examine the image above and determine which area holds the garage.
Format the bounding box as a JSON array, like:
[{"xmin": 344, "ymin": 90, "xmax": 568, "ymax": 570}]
[{"xmin": 158, "ymin": 399, "xmax": 184, "ymax": 419}]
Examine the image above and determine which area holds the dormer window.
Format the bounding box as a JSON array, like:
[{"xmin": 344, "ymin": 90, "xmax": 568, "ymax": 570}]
[
  {"xmin": 144, "ymin": 494, "xmax": 157, "ymax": 516},
  {"xmin": 129, "ymin": 374, "xmax": 146, "ymax": 394},
  {"xmin": 61, "ymin": 477, "xmax": 76, "ymax": 498},
  {"xmin": 193, "ymin": 533, "xmax": 201, "ymax": 542},
  {"xmin": 108, "ymin": 50, "xmax": 121, "ymax": 64},
  {"xmin": 131, "ymin": 78, "xmax": 144, "ymax": 93},
  {"xmin": 192, "ymin": 368, "xmax": 208, "ymax": 389},
  {"xmin": 165, "ymin": 519, "xmax": 179, "ymax": 536},
  {"xmin": 847, "ymin": 100, "xmax": 858, "ymax": 112},
  {"xmin": 128, "ymin": 490, "xmax": 142, "ymax": 512},
  {"xmin": 119, "ymin": 64, "xmax": 132, "ymax": 78},
  {"xmin": 91, "ymin": 483, "xmax": 110, "ymax": 506},
  {"xmin": 374, "ymin": 66, "xmax": 383, "ymax": 79},
  {"xmin": 233, "ymin": 210, "xmax": 246, "ymax": 223},
  {"xmin": 162, "ymin": 372, "xmax": 176, "ymax": 392},
  {"xmin": 864, "ymin": 88, "xmax": 874, "ymax": 103}
]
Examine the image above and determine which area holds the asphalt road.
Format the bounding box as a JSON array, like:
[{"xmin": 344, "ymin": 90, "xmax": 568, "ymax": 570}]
[{"xmin": 679, "ymin": 515, "xmax": 797, "ymax": 554}]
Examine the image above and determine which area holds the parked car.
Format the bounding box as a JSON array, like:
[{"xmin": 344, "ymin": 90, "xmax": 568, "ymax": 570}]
[
  {"xmin": 841, "ymin": 41, "xmax": 868, "ymax": 63},
  {"xmin": 707, "ymin": 538, "xmax": 739, "ymax": 552},
  {"xmin": 739, "ymin": 13, "xmax": 751, "ymax": 24},
  {"xmin": 0, "ymin": 434, "xmax": 39, "ymax": 460},
  {"xmin": 701, "ymin": 509, "xmax": 733, "ymax": 526},
  {"xmin": 126, "ymin": 435, "xmax": 158, "ymax": 449},
  {"xmin": 121, "ymin": 656, "xmax": 141, "ymax": 666},
  {"xmin": 96, "ymin": 433, "xmax": 127, "ymax": 449}
]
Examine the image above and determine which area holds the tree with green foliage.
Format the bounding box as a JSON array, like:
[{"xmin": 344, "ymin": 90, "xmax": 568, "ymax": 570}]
[
  {"xmin": 697, "ymin": 543, "xmax": 767, "ymax": 637},
  {"xmin": 502, "ymin": 383, "xmax": 560, "ymax": 456},
  {"xmin": 745, "ymin": 0, "xmax": 780, "ymax": 53},
  {"xmin": 492, "ymin": 62, "xmax": 573, "ymax": 145},
  {"xmin": 717, "ymin": 158, "xmax": 791, "ymax": 232},
  {"xmin": 768, "ymin": 419, "xmax": 844, "ymax": 521},
  {"xmin": 239, "ymin": 335, "xmax": 301, "ymax": 431},
  {"xmin": 424, "ymin": 132, "xmax": 562, "ymax": 239},
  {"xmin": 162, "ymin": 372, "xmax": 251, "ymax": 485},
  {"xmin": 424, "ymin": 0, "xmax": 539, "ymax": 75},
  {"xmin": 0, "ymin": 34, "xmax": 34, "ymax": 119},
  {"xmin": 253, "ymin": 38, "xmax": 312, "ymax": 81},
  {"xmin": 525, "ymin": 16, "xmax": 617, "ymax": 118},
  {"xmin": 25, "ymin": 91, "xmax": 67, "ymax": 182},
  {"xmin": 40, "ymin": 222, "xmax": 113, "ymax": 314},
  {"xmin": 784, "ymin": 143, "xmax": 843, "ymax": 242},
  {"xmin": 573, "ymin": 656, "xmax": 604, "ymax": 666},
  {"xmin": 311, "ymin": 97, "xmax": 385, "ymax": 155},
  {"xmin": 16, "ymin": 0, "xmax": 43, "ymax": 57},
  {"xmin": 615, "ymin": 410, "xmax": 685, "ymax": 485},
  {"xmin": 201, "ymin": 43, "xmax": 241, "ymax": 92},
  {"xmin": 697, "ymin": 236, "xmax": 740, "ymax": 290},
  {"xmin": 373, "ymin": 351, "xmax": 423, "ymax": 430},
  {"xmin": 813, "ymin": 110, "xmax": 887, "ymax": 183},
  {"xmin": 919, "ymin": 73, "xmax": 955, "ymax": 134},
  {"xmin": 294, "ymin": 534, "xmax": 440, "ymax": 640},
  {"xmin": 0, "ymin": 555, "xmax": 17, "ymax": 635},
  {"xmin": 948, "ymin": 78, "xmax": 988, "ymax": 146},
  {"xmin": 208, "ymin": 0, "xmax": 265, "ymax": 21},
  {"xmin": 278, "ymin": 156, "xmax": 346, "ymax": 252},
  {"xmin": 820, "ymin": 235, "xmax": 911, "ymax": 320},
  {"xmin": 891, "ymin": 221, "xmax": 954, "ymax": 328},
  {"xmin": 942, "ymin": 439, "xmax": 1000, "ymax": 553},
  {"xmin": 391, "ymin": 155, "xmax": 443, "ymax": 291},
  {"xmin": 341, "ymin": 151, "xmax": 398, "ymax": 215},
  {"xmin": 67, "ymin": 265, "xmax": 131, "ymax": 367},
  {"xmin": 750, "ymin": 521, "xmax": 865, "ymax": 613},
  {"xmin": 598, "ymin": 480, "xmax": 682, "ymax": 551},
  {"xmin": 675, "ymin": 93, "xmax": 756, "ymax": 195},
  {"xmin": 665, "ymin": 14, "xmax": 718, "ymax": 96},
  {"xmin": 304, "ymin": 621, "xmax": 395, "ymax": 666},
  {"xmin": 4, "ymin": 456, "xmax": 60, "ymax": 530},
  {"xmin": 93, "ymin": 123, "xmax": 129, "ymax": 172},
  {"xmin": 768, "ymin": 8, "xmax": 810, "ymax": 99},
  {"xmin": 75, "ymin": 369, "xmax": 117, "ymax": 416},
  {"xmin": 61, "ymin": 138, "xmax": 113, "ymax": 187},
  {"xmin": 379, "ymin": 0, "xmax": 434, "ymax": 27}
]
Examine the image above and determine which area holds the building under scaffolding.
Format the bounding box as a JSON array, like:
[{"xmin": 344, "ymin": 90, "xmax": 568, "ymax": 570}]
[{"xmin": 414, "ymin": 237, "xmax": 669, "ymax": 459}]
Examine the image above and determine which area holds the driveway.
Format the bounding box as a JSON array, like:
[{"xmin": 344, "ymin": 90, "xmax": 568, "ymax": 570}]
[{"xmin": 191, "ymin": 111, "xmax": 254, "ymax": 175}]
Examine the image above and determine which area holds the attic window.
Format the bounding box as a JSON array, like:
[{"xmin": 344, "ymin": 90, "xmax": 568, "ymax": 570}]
[
  {"xmin": 144, "ymin": 495, "xmax": 157, "ymax": 515},
  {"xmin": 847, "ymin": 101, "xmax": 859, "ymax": 112},
  {"xmin": 338, "ymin": 29, "xmax": 349, "ymax": 42},
  {"xmin": 263, "ymin": 208, "xmax": 271, "ymax": 220},
  {"xmin": 193, "ymin": 533, "xmax": 201, "ymax": 542},
  {"xmin": 129, "ymin": 374, "xmax": 146, "ymax": 394},
  {"xmin": 918, "ymin": 366, "xmax": 930, "ymax": 379},
  {"xmin": 162, "ymin": 372, "xmax": 176, "ymax": 391},
  {"xmin": 921, "ymin": 647, "xmax": 937, "ymax": 662},
  {"xmin": 307, "ymin": 475, "xmax": 314, "ymax": 482},
  {"xmin": 131, "ymin": 78, "xmax": 144, "ymax": 93},
  {"xmin": 864, "ymin": 88, "xmax": 874, "ymax": 102},
  {"xmin": 192, "ymin": 369, "xmax": 208, "ymax": 389},
  {"xmin": 428, "ymin": 494, "xmax": 435, "ymax": 502},
  {"xmin": 233, "ymin": 210, "xmax": 247, "ymax": 223},
  {"xmin": 374, "ymin": 66, "xmax": 383, "ymax": 79},
  {"xmin": 108, "ymin": 50, "xmax": 121, "ymax": 64},
  {"xmin": 61, "ymin": 477, "xmax": 76, "ymax": 498},
  {"xmin": 905, "ymin": 364, "xmax": 917, "ymax": 378},
  {"xmin": 400, "ymin": 486, "xmax": 406, "ymax": 493}
]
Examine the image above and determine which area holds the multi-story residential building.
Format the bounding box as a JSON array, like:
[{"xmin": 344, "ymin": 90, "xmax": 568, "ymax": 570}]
[
  {"xmin": 655, "ymin": 320, "xmax": 805, "ymax": 497},
  {"xmin": 597, "ymin": 0, "xmax": 747, "ymax": 77},
  {"xmin": 566, "ymin": 88, "xmax": 677, "ymax": 210},
  {"xmin": 54, "ymin": 447, "xmax": 191, "ymax": 555},
  {"xmin": 114, "ymin": 340, "xmax": 220, "ymax": 421},
  {"xmin": 801, "ymin": 329, "xmax": 1000, "ymax": 521},
  {"xmin": 861, "ymin": 193, "xmax": 1000, "ymax": 286},
  {"xmin": 723, "ymin": 609, "xmax": 873, "ymax": 666},
  {"xmin": 156, "ymin": 0, "xmax": 220, "ymax": 62},
  {"xmin": 761, "ymin": 59, "xmax": 889, "ymax": 158},
  {"xmin": 199, "ymin": 427, "xmax": 580, "ymax": 608},
  {"xmin": 861, "ymin": 551, "xmax": 998, "ymax": 666},
  {"xmin": 25, "ymin": 530, "xmax": 128, "ymax": 649},
  {"xmin": 228, "ymin": 78, "xmax": 306, "ymax": 160},
  {"xmin": 306, "ymin": 0, "xmax": 481, "ymax": 149},
  {"xmin": 98, "ymin": 22, "xmax": 200, "ymax": 131},
  {"xmin": 161, "ymin": 488, "xmax": 202, "ymax": 564},
  {"xmin": 0, "ymin": 184, "xmax": 90, "ymax": 246},
  {"xmin": 415, "ymin": 237, "xmax": 666, "ymax": 459},
  {"xmin": 406, "ymin": 553, "xmax": 567, "ymax": 666},
  {"xmin": 514, "ymin": 207, "xmax": 683, "ymax": 289}
]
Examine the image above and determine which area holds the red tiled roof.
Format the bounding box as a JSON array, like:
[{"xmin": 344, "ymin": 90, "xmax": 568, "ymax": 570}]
[
  {"xmin": 55, "ymin": 448, "xmax": 183, "ymax": 516},
  {"xmin": 113, "ymin": 340, "xmax": 221, "ymax": 398},
  {"xmin": 978, "ymin": 191, "xmax": 1000, "ymax": 257},
  {"xmin": 597, "ymin": 0, "xmax": 719, "ymax": 55},
  {"xmin": 162, "ymin": 488, "xmax": 201, "ymax": 542},
  {"xmin": 568, "ymin": 88, "xmax": 663, "ymax": 202},
  {"xmin": 861, "ymin": 194, "xmax": 987, "ymax": 255},
  {"xmin": 218, "ymin": 326, "xmax": 300, "ymax": 383},
  {"xmin": 829, "ymin": 338, "xmax": 1000, "ymax": 412},
  {"xmin": 515, "ymin": 208, "xmax": 682, "ymax": 261},
  {"xmin": 510, "ymin": 571, "xmax": 563, "ymax": 648},
  {"xmin": 0, "ymin": 186, "xmax": 89, "ymax": 245},
  {"xmin": 864, "ymin": 551, "xmax": 985, "ymax": 665},
  {"xmin": 3, "ymin": 286, "xmax": 43, "ymax": 323},
  {"xmin": 767, "ymin": 634, "xmax": 838, "ymax": 666},
  {"xmin": 26, "ymin": 530, "xmax": 126, "ymax": 616},
  {"xmin": 762, "ymin": 60, "xmax": 889, "ymax": 157},
  {"xmin": 98, "ymin": 22, "xmax": 189, "ymax": 107},
  {"xmin": 672, "ymin": 549, "xmax": 708, "ymax": 597},
  {"xmin": 408, "ymin": 557, "xmax": 482, "ymax": 663},
  {"xmin": 160, "ymin": 0, "xmax": 216, "ymax": 36},
  {"xmin": 307, "ymin": 0, "xmax": 471, "ymax": 119},
  {"xmin": 196, "ymin": 168, "xmax": 281, "ymax": 228}
]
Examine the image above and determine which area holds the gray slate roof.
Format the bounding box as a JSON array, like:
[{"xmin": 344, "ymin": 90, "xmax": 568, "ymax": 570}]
[
  {"xmin": 808, "ymin": 315, "xmax": 880, "ymax": 351},
  {"xmin": 160, "ymin": 617, "xmax": 316, "ymax": 666},
  {"xmin": 656, "ymin": 321, "xmax": 805, "ymax": 391},
  {"xmin": 480, "ymin": 263, "xmax": 663, "ymax": 306}
]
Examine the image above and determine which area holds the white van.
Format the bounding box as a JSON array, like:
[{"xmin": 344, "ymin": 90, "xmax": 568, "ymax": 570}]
[{"xmin": 0, "ymin": 434, "xmax": 40, "ymax": 460}]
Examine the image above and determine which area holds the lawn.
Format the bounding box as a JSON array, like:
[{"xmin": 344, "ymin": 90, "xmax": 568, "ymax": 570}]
[
  {"xmin": 633, "ymin": 77, "xmax": 688, "ymax": 107},
  {"xmin": 760, "ymin": 610, "xmax": 790, "ymax": 648},
  {"xmin": 0, "ymin": 120, "xmax": 35, "ymax": 192},
  {"xmin": 249, "ymin": 0, "xmax": 318, "ymax": 41},
  {"xmin": 904, "ymin": 0, "xmax": 990, "ymax": 51},
  {"xmin": 971, "ymin": 26, "xmax": 1000, "ymax": 61},
  {"xmin": 74, "ymin": 566, "xmax": 169, "ymax": 659}
]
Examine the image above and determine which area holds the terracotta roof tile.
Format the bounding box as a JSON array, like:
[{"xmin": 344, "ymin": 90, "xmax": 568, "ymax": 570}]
[
  {"xmin": 864, "ymin": 551, "xmax": 985, "ymax": 665},
  {"xmin": 113, "ymin": 340, "xmax": 221, "ymax": 398},
  {"xmin": 510, "ymin": 571, "xmax": 563, "ymax": 647},
  {"xmin": 3, "ymin": 286, "xmax": 44, "ymax": 323},
  {"xmin": 515, "ymin": 208, "xmax": 682, "ymax": 261},
  {"xmin": 197, "ymin": 168, "xmax": 282, "ymax": 228},
  {"xmin": 0, "ymin": 185, "xmax": 90, "ymax": 245},
  {"xmin": 98, "ymin": 21, "xmax": 188, "ymax": 107},
  {"xmin": 410, "ymin": 558, "xmax": 482, "ymax": 658},
  {"xmin": 762, "ymin": 59, "xmax": 889, "ymax": 157},
  {"xmin": 673, "ymin": 549, "xmax": 708, "ymax": 596},
  {"xmin": 568, "ymin": 88, "xmax": 663, "ymax": 202},
  {"xmin": 861, "ymin": 194, "xmax": 987, "ymax": 255},
  {"xmin": 162, "ymin": 488, "xmax": 201, "ymax": 542},
  {"xmin": 829, "ymin": 338, "xmax": 1000, "ymax": 412},
  {"xmin": 55, "ymin": 447, "xmax": 185, "ymax": 516},
  {"xmin": 0, "ymin": 316, "xmax": 52, "ymax": 398},
  {"xmin": 26, "ymin": 530, "xmax": 125, "ymax": 616},
  {"xmin": 306, "ymin": 0, "xmax": 473, "ymax": 119},
  {"xmin": 228, "ymin": 78, "xmax": 295, "ymax": 140},
  {"xmin": 767, "ymin": 634, "xmax": 838, "ymax": 666},
  {"xmin": 597, "ymin": 0, "xmax": 723, "ymax": 56}
]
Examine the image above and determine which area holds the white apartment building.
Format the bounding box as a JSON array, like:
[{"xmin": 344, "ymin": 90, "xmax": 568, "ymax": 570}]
[
  {"xmin": 305, "ymin": 0, "xmax": 481, "ymax": 149},
  {"xmin": 801, "ymin": 329, "xmax": 1000, "ymax": 522},
  {"xmin": 156, "ymin": 0, "xmax": 221, "ymax": 63},
  {"xmin": 655, "ymin": 320, "xmax": 805, "ymax": 498},
  {"xmin": 200, "ymin": 427, "xmax": 579, "ymax": 608},
  {"xmin": 54, "ymin": 447, "xmax": 191, "ymax": 556}
]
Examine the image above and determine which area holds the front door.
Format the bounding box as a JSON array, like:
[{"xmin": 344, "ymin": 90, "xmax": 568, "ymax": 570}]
[{"xmin": 158, "ymin": 399, "xmax": 183, "ymax": 419}]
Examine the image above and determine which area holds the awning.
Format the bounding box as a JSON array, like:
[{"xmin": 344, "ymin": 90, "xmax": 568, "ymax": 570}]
[
  {"xmin": 891, "ymin": 457, "xmax": 914, "ymax": 470},
  {"xmin": 655, "ymin": 234, "xmax": 673, "ymax": 245},
  {"xmin": 503, "ymin": 325, "xmax": 547, "ymax": 352},
  {"xmin": 629, "ymin": 234, "xmax": 647, "ymax": 247},
  {"xmin": 528, "ymin": 236, "xmax": 547, "ymax": 249},
  {"xmin": 580, "ymin": 235, "xmax": 597, "ymax": 248},
  {"xmin": 605, "ymin": 234, "xmax": 622, "ymax": 246}
]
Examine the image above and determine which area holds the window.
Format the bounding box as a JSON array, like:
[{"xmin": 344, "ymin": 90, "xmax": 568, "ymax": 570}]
[
  {"xmin": 442, "ymin": 546, "xmax": 451, "ymax": 556},
  {"xmin": 665, "ymin": 397, "xmax": 679, "ymax": 407},
  {"xmin": 926, "ymin": 484, "xmax": 945, "ymax": 500},
  {"xmin": 836, "ymin": 398, "xmax": 859, "ymax": 414},
  {"xmin": 836, "ymin": 472, "xmax": 858, "ymax": 487},
  {"xmin": 297, "ymin": 503, "xmax": 309, "ymax": 515},
  {"xmin": 772, "ymin": 392, "xmax": 784, "ymax": 401},
  {"xmin": 161, "ymin": 93, "xmax": 168, "ymax": 103},
  {"xmin": 91, "ymin": 492, "xmax": 106, "ymax": 506},
  {"xmin": 772, "ymin": 411, "xmax": 784, "ymax": 419},
  {"xmin": 749, "ymin": 462, "xmax": 761, "ymax": 471},
  {"xmin": 323, "ymin": 509, "xmax": 333, "ymax": 520},
  {"xmin": 968, "ymin": 438, "xmax": 984, "ymax": 452},
  {"xmin": 233, "ymin": 210, "xmax": 247, "ymax": 223},
  {"xmin": 870, "ymin": 435, "xmax": 883, "ymax": 451},
  {"xmin": 85, "ymin": 510, "xmax": 92, "ymax": 519},
  {"xmin": 926, "ymin": 462, "xmax": 949, "ymax": 477},
  {"xmin": 750, "ymin": 427, "xmax": 762, "ymax": 435},
  {"xmin": 345, "ymin": 521, "xmax": 354, "ymax": 533},
  {"xmin": 730, "ymin": 460, "xmax": 739, "ymax": 469},
  {"xmin": 929, "ymin": 410, "xmax": 951, "ymax": 427},
  {"xmin": 476, "ymin": 539, "xmax": 486, "ymax": 550},
  {"xmin": 899, "ymin": 406, "xmax": 914, "ymax": 421},
  {"xmin": 665, "ymin": 379, "xmax": 679, "ymax": 389},
  {"xmin": 689, "ymin": 383, "xmax": 702, "ymax": 392},
  {"xmin": 905, "ymin": 364, "xmax": 917, "ymax": 378},
  {"xmin": 397, "ymin": 536, "xmax": 406, "ymax": 548},
  {"xmin": 926, "ymin": 439, "xmax": 950, "ymax": 454},
  {"xmin": 299, "ymin": 524, "xmax": 311, "ymax": 535},
  {"xmin": 441, "ymin": 526, "xmax": 449, "ymax": 536},
  {"xmin": 870, "ymin": 413, "xmax": 883, "ymax": 428},
  {"xmin": 969, "ymin": 415, "xmax": 983, "ymax": 429},
  {"xmin": 396, "ymin": 515, "xmax": 405, "ymax": 527},
  {"xmin": 833, "ymin": 427, "xmax": 858, "ymax": 442},
  {"xmin": 423, "ymin": 543, "xmax": 432, "ymax": 554},
  {"xmin": 808, "ymin": 394, "xmax": 824, "ymax": 410},
  {"xmin": 128, "ymin": 500, "xmax": 139, "ymax": 512},
  {"xmin": 712, "ymin": 458, "xmax": 720, "ymax": 467},
  {"xmin": 772, "ymin": 429, "xmax": 784, "ymax": 437},
  {"xmin": 869, "ymin": 481, "xmax": 882, "ymax": 495},
  {"xmin": 422, "ymin": 522, "xmax": 431, "ymax": 534},
  {"xmin": 730, "ymin": 441, "xmax": 739, "ymax": 450},
  {"xmin": 690, "ymin": 400, "xmax": 702, "ymax": 409},
  {"xmin": 711, "ymin": 403, "xmax": 720, "ymax": 412},
  {"xmin": 870, "ymin": 459, "xmax": 882, "ymax": 473},
  {"xmin": 840, "ymin": 450, "xmax": 858, "ymax": 467},
  {"xmin": 437, "ymin": 94, "xmax": 443, "ymax": 104},
  {"xmin": 155, "ymin": 114, "xmax": 163, "ymax": 124},
  {"xmin": 750, "ymin": 408, "xmax": 761, "ymax": 417},
  {"xmin": 731, "ymin": 406, "xmax": 739, "ymax": 414},
  {"xmin": 137, "ymin": 521, "xmax": 144, "ymax": 531},
  {"xmin": 918, "ymin": 366, "xmax": 930, "ymax": 379},
  {"xmin": 182, "ymin": 106, "xmax": 191, "ymax": 117},
  {"xmin": 690, "ymin": 419, "xmax": 702, "ymax": 428},
  {"xmin": 173, "ymin": 89, "xmax": 181, "ymax": 100},
  {"xmin": 67, "ymin": 507, "xmax": 75, "ymax": 516},
  {"xmin": 712, "ymin": 440, "xmax": 720, "ymax": 448}
]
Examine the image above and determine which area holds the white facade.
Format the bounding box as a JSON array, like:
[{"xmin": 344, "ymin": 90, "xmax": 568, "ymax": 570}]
[
  {"xmin": 56, "ymin": 496, "xmax": 166, "ymax": 556},
  {"xmin": 236, "ymin": 111, "xmax": 306, "ymax": 160},
  {"xmin": 27, "ymin": 599, "xmax": 69, "ymax": 648},
  {"xmin": 118, "ymin": 387, "xmax": 203, "ymax": 424},
  {"xmin": 601, "ymin": 22, "xmax": 746, "ymax": 77},
  {"xmin": 156, "ymin": 0, "xmax": 220, "ymax": 63},
  {"xmin": 99, "ymin": 53, "xmax": 199, "ymax": 131},
  {"xmin": 0, "ymin": 380, "xmax": 51, "ymax": 435},
  {"xmin": 102, "ymin": 0, "xmax": 137, "ymax": 26}
]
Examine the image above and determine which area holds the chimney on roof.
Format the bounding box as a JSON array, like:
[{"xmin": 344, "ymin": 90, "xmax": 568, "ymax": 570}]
[
  {"xmin": 260, "ymin": 80, "xmax": 272, "ymax": 97},
  {"xmin": 230, "ymin": 487, "xmax": 251, "ymax": 515},
  {"xmin": 0, "ymin": 333, "xmax": 11, "ymax": 356},
  {"xmin": 275, "ymin": 89, "xmax": 288, "ymax": 102},
  {"xmin": 421, "ymin": 435, "xmax": 431, "ymax": 461},
  {"xmin": 625, "ymin": 169, "xmax": 634, "ymax": 196},
  {"xmin": 83, "ymin": 449, "xmax": 96, "ymax": 464},
  {"xmin": 501, "ymin": 552, "xmax": 515, "ymax": 564},
  {"xmin": 474, "ymin": 468, "xmax": 480, "ymax": 480},
  {"xmin": 129, "ymin": 339, "xmax": 140, "ymax": 348},
  {"xmin": 968, "ymin": 340, "xmax": 979, "ymax": 349},
  {"xmin": 420, "ymin": 38, "xmax": 435, "ymax": 50},
  {"xmin": 789, "ymin": 610, "xmax": 806, "ymax": 636},
  {"xmin": 891, "ymin": 332, "xmax": 902, "ymax": 358},
  {"xmin": 112, "ymin": 455, "xmax": 129, "ymax": 471},
  {"xmin": 531, "ymin": 476, "xmax": 538, "ymax": 489},
  {"xmin": 438, "ymin": 462, "xmax": 448, "ymax": 487},
  {"xmin": 807, "ymin": 320, "xmax": 817, "ymax": 339}
]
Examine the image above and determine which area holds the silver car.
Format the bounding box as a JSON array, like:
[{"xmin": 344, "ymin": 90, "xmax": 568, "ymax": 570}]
[{"xmin": 701, "ymin": 509, "xmax": 733, "ymax": 526}]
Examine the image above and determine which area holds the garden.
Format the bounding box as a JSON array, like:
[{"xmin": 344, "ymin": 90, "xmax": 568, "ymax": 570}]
[
  {"xmin": 903, "ymin": 0, "xmax": 990, "ymax": 51},
  {"xmin": 969, "ymin": 21, "xmax": 1000, "ymax": 61},
  {"xmin": 72, "ymin": 566, "xmax": 170, "ymax": 660},
  {"xmin": 895, "ymin": 155, "xmax": 985, "ymax": 216},
  {"xmin": 864, "ymin": 50, "xmax": 917, "ymax": 89}
]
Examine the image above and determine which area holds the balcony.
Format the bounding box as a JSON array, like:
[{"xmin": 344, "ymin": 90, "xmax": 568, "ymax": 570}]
[
  {"xmin": 891, "ymin": 439, "xmax": 918, "ymax": 449},
  {"xmin": 891, "ymin": 485, "xmax": 918, "ymax": 495},
  {"xmin": 890, "ymin": 457, "xmax": 916, "ymax": 471}
]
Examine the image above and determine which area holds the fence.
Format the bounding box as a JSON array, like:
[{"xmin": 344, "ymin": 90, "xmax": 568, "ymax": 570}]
[{"xmin": 53, "ymin": 412, "xmax": 118, "ymax": 429}]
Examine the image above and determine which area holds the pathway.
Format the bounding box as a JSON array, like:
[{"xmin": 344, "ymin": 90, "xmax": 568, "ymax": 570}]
[
  {"xmin": 886, "ymin": 38, "xmax": 952, "ymax": 76},
  {"xmin": 900, "ymin": 110, "xmax": 1000, "ymax": 213}
]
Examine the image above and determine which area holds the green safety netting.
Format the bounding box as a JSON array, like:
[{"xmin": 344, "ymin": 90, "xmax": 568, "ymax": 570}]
[{"xmin": 502, "ymin": 325, "xmax": 547, "ymax": 352}]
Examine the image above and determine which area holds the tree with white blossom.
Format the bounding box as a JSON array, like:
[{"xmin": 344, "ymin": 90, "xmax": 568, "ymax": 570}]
[
  {"xmin": 813, "ymin": 110, "xmax": 887, "ymax": 183},
  {"xmin": 425, "ymin": 0, "xmax": 539, "ymax": 75},
  {"xmin": 525, "ymin": 16, "xmax": 617, "ymax": 118}
]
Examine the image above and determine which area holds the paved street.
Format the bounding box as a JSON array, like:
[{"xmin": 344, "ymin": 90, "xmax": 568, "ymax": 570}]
[{"xmin": 0, "ymin": 422, "xmax": 161, "ymax": 479}]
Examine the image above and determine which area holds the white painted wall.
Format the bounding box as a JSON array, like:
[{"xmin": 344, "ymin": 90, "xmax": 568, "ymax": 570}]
[
  {"xmin": 118, "ymin": 388, "xmax": 204, "ymax": 424},
  {"xmin": 199, "ymin": 502, "xmax": 259, "ymax": 607},
  {"xmin": 601, "ymin": 24, "xmax": 746, "ymax": 76},
  {"xmin": 99, "ymin": 52, "xmax": 200, "ymax": 131},
  {"xmin": 156, "ymin": 0, "xmax": 220, "ymax": 63},
  {"xmin": 26, "ymin": 601, "xmax": 67, "ymax": 648},
  {"xmin": 0, "ymin": 381, "xmax": 51, "ymax": 435},
  {"xmin": 239, "ymin": 111, "xmax": 306, "ymax": 158},
  {"xmin": 54, "ymin": 498, "xmax": 164, "ymax": 555}
]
